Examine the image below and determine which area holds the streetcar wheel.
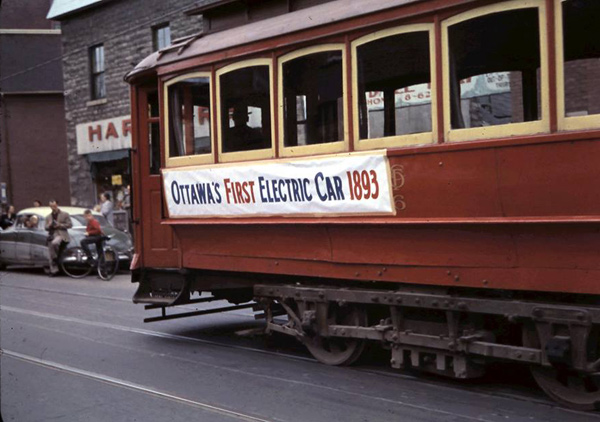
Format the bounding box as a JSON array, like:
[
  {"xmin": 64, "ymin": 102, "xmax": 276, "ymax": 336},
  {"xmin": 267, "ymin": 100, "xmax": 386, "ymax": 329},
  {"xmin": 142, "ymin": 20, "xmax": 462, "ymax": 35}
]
[
  {"xmin": 97, "ymin": 247, "xmax": 119, "ymax": 281},
  {"xmin": 302, "ymin": 302, "xmax": 367, "ymax": 366},
  {"xmin": 523, "ymin": 325, "xmax": 600, "ymax": 410},
  {"xmin": 59, "ymin": 248, "xmax": 92, "ymax": 278}
]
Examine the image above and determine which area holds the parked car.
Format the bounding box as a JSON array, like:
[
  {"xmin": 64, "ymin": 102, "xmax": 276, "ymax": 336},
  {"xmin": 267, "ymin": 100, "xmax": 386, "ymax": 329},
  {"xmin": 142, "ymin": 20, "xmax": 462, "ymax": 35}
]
[{"xmin": 0, "ymin": 206, "xmax": 133, "ymax": 270}]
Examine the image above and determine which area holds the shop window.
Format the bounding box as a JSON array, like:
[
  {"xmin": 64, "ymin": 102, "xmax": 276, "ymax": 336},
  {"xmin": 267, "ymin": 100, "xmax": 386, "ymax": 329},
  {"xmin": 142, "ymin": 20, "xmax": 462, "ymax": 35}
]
[
  {"xmin": 561, "ymin": 0, "xmax": 600, "ymax": 120},
  {"xmin": 166, "ymin": 76, "xmax": 212, "ymax": 159},
  {"xmin": 219, "ymin": 65, "xmax": 272, "ymax": 153},
  {"xmin": 90, "ymin": 44, "xmax": 105, "ymax": 100},
  {"xmin": 447, "ymin": 7, "xmax": 542, "ymax": 130},
  {"xmin": 355, "ymin": 29, "xmax": 433, "ymax": 144},
  {"xmin": 153, "ymin": 23, "xmax": 171, "ymax": 51},
  {"xmin": 281, "ymin": 50, "xmax": 344, "ymax": 148}
]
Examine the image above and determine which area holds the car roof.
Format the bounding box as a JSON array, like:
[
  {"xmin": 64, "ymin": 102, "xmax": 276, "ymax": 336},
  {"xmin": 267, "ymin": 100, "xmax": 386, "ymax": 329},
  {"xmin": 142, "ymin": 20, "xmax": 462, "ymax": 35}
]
[{"xmin": 18, "ymin": 206, "xmax": 102, "ymax": 217}]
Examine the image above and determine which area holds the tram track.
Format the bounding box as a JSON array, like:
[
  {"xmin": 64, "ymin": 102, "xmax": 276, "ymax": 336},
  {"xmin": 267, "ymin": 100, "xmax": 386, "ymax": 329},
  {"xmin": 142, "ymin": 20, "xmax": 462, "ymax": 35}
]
[
  {"xmin": 0, "ymin": 282, "xmax": 257, "ymax": 318},
  {"xmin": 1, "ymin": 349, "xmax": 275, "ymax": 422},
  {"xmin": 3, "ymin": 304, "xmax": 599, "ymax": 419},
  {"xmin": 0, "ymin": 283, "xmax": 132, "ymax": 303},
  {"xmin": 0, "ymin": 316, "xmax": 498, "ymax": 422}
]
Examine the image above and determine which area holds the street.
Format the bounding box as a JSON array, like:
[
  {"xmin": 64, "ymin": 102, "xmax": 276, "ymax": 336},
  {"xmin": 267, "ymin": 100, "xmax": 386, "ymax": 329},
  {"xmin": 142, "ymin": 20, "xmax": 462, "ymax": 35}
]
[{"xmin": 1, "ymin": 269, "xmax": 599, "ymax": 422}]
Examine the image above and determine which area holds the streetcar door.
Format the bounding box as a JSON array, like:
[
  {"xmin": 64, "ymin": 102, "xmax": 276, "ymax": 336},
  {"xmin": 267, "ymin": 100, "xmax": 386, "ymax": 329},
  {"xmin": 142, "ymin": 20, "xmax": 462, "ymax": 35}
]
[{"xmin": 134, "ymin": 85, "xmax": 180, "ymax": 268}]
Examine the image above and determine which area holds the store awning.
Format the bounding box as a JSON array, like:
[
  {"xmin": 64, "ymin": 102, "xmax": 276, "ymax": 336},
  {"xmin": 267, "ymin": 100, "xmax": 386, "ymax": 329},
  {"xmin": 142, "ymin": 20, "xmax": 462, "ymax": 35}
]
[{"xmin": 86, "ymin": 149, "xmax": 129, "ymax": 163}]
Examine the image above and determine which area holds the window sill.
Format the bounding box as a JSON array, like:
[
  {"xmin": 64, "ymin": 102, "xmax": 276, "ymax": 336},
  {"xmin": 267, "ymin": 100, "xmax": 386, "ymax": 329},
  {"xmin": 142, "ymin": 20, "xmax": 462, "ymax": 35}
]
[{"xmin": 86, "ymin": 98, "xmax": 107, "ymax": 107}]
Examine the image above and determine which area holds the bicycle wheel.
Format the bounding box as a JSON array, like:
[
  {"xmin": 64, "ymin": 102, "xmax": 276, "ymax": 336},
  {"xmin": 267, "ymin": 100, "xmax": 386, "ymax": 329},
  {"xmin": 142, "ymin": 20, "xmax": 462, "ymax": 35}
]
[
  {"xmin": 97, "ymin": 246, "xmax": 119, "ymax": 281},
  {"xmin": 60, "ymin": 247, "xmax": 92, "ymax": 279}
]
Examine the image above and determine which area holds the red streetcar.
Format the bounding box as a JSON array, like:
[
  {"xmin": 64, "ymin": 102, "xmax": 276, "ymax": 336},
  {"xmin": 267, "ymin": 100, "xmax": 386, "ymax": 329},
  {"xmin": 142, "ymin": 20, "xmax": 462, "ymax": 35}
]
[{"xmin": 126, "ymin": 0, "xmax": 600, "ymax": 409}]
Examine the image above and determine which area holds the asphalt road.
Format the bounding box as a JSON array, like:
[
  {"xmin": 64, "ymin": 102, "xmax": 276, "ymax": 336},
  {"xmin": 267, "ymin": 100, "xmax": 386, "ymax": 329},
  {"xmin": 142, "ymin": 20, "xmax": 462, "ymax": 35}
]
[{"xmin": 1, "ymin": 269, "xmax": 600, "ymax": 422}]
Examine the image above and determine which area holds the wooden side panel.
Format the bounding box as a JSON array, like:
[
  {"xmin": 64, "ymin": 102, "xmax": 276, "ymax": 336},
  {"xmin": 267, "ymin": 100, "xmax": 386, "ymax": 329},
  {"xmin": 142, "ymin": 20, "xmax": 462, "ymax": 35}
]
[
  {"xmin": 183, "ymin": 253, "xmax": 600, "ymax": 295},
  {"xmin": 149, "ymin": 190, "xmax": 170, "ymax": 250},
  {"xmin": 387, "ymin": 139, "xmax": 600, "ymax": 220},
  {"xmin": 328, "ymin": 225, "xmax": 516, "ymax": 268},
  {"xmin": 389, "ymin": 148, "xmax": 503, "ymax": 218},
  {"xmin": 176, "ymin": 225, "xmax": 332, "ymax": 261},
  {"xmin": 496, "ymin": 140, "xmax": 600, "ymax": 216}
]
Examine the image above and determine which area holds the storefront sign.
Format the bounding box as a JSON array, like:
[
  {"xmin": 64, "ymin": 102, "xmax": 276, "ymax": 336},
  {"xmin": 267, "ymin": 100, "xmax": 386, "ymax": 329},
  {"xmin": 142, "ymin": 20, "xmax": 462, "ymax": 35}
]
[
  {"xmin": 162, "ymin": 152, "xmax": 395, "ymax": 218},
  {"xmin": 366, "ymin": 72, "xmax": 511, "ymax": 111},
  {"xmin": 76, "ymin": 115, "xmax": 132, "ymax": 155}
]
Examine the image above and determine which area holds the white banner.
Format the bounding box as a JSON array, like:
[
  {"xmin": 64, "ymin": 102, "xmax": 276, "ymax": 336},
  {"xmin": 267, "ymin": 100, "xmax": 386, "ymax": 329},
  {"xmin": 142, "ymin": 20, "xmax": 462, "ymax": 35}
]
[
  {"xmin": 76, "ymin": 115, "xmax": 132, "ymax": 155},
  {"xmin": 162, "ymin": 152, "xmax": 395, "ymax": 218}
]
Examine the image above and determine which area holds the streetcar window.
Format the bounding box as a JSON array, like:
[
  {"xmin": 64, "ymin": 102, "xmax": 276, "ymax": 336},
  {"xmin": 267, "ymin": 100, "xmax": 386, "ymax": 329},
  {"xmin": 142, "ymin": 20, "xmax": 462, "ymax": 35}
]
[
  {"xmin": 447, "ymin": 8, "xmax": 542, "ymax": 129},
  {"xmin": 167, "ymin": 77, "xmax": 212, "ymax": 157},
  {"xmin": 148, "ymin": 90, "xmax": 159, "ymax": 118},
  {"xmin": 282, "ymin": 50, "xmax": 344, "ymax": 147},
  {"xmin": 561, "ymin": 0, "xmax": 600, "ymax": 119},
  {"xmin": 149, "ymin": 122, "xmax": 161, "ymax": 174},
  {"xmin": 356, "ymin": 31, "xmax": 432, "ymax": 141},
  {"xmin": 148, "ymin": 89, "xmax": 161, "ymax": 174},
  {"xmin": 219, "ymin": 65, "xmax": 272, "ymax": 153}
]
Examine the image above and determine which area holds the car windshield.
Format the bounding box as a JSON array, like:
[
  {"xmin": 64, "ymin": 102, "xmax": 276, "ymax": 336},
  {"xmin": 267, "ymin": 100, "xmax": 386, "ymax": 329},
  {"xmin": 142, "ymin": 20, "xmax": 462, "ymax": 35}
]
[{"xmin": 71, "ymin": 214, "xmax": 111, "ymax": 228}]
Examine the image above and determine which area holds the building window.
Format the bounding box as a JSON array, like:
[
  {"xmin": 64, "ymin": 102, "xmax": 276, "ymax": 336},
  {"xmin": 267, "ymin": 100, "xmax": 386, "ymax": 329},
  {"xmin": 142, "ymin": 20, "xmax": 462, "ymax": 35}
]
[
  {"xmin": 153, "ymin": 24, "xmax": 171, "ymax": 51},
  {"xmin": 90, "ymin": 44, "xmax": 105, "ymax": 99}
]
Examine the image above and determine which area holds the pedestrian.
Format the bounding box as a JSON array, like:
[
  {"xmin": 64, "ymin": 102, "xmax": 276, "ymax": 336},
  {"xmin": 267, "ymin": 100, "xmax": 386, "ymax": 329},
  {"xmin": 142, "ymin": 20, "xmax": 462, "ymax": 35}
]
[
  {"xmin": 0, "ymin": 205, "xmax": 16, "ymax": 229},
  {"xmin": 100, "ymin": 192, "xmax": 114, "ymax": 226},
  {"xmin": 33, "ymin": 199, "xmax": 42, "ymax": 207},
  {"xmin": 80, "ymin": 209, "xmax": 104, "ymax": 265},
  {"xmin": 122, "ymin": 185, "xmax": 132, "ymax": 232},
  {"xmin": 45, "ymin": 200, "xmax": 72, "ymax": 276}
]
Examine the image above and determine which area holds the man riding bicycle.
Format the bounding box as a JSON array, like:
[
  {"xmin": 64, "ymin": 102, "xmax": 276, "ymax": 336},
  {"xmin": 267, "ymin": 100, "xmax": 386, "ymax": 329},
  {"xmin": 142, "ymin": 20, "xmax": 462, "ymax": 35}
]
[{"xmin": 81, "ymin": 209, "xmax": 103, "ymax": 265}]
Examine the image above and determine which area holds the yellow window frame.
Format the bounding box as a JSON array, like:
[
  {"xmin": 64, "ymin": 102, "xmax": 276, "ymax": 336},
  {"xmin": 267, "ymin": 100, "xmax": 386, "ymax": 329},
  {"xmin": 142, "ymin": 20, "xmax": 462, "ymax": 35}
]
[
  {"xmin": 163, "ymin": 72, "xmax": 215, "ymax": 168},
  {"xmin": 216, "ymin": 58, "xmax": 276, "ymax": 163},
  {"xmin": 278, "ymin": 44, "xmax": 349, "ymax": 158},
  {"xmin": 441, "ymin": 0, "xmax": 550, "ymax": 143},
  {"xmin": 555, "ymin": 0, "xmax": 600, "ymax": 131},
  {"xmin": 351, "ymin": 24, "xmax": 438, "ymax": 150}
]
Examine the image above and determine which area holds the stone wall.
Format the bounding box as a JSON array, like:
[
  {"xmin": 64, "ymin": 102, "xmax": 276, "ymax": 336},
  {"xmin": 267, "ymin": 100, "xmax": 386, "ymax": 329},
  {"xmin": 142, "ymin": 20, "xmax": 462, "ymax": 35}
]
[{"xmin": 60, "ymin": 0, "xmax": 208, "ymax": 206}]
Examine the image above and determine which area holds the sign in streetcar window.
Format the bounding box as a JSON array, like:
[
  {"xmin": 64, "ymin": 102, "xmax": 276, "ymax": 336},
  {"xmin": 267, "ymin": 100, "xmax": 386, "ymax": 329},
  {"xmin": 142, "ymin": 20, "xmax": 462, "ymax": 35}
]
[{"xmin": 162, "ymin": 152, "xmax": 395, "ymax": 218}]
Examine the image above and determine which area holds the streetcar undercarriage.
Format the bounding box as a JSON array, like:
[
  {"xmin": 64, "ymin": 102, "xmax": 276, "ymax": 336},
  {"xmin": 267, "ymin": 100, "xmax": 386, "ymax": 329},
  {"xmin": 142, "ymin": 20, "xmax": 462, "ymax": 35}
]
[{"xmin": 133, "ymin": 269, "xmax": 600, "ymax": 410}]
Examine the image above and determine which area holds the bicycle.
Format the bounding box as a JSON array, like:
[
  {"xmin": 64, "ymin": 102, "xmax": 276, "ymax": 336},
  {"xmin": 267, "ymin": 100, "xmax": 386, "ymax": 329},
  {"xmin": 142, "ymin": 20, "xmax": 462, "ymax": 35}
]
[{"xmin": 59, "ymin": 235, "xmax": 120, "ymax": 280}]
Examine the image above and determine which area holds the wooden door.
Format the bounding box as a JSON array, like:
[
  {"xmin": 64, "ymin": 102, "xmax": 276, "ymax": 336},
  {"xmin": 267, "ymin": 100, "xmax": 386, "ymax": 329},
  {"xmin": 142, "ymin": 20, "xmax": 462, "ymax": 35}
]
[{"xmin": 132, "ymin": 85, "xmax": 180, "ymax": 268}]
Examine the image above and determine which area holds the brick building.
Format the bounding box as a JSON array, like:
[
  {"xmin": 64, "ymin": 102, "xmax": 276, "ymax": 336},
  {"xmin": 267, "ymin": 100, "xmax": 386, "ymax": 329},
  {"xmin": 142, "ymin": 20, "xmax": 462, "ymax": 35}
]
[
  {"xmin": 0, "ymin": 0, "xmax": 71, "ymax": 210},
  {"xmin": 48, "ymin": 0, "xmax": 206, "ymax": 207}
]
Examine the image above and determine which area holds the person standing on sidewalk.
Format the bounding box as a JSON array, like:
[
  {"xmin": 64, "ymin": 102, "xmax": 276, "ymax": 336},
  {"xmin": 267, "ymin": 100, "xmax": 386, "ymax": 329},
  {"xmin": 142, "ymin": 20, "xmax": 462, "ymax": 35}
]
[
  {"xmin": 0, "ymin": 205, "xmax": 16, "ymax": 229},
  {"xmin": 45, "ymin": 200, "xmax": 72, "ymax": 276},
  {"xmin": 100, "ymin": 192, "xmax": 114, "ymax": 226}
]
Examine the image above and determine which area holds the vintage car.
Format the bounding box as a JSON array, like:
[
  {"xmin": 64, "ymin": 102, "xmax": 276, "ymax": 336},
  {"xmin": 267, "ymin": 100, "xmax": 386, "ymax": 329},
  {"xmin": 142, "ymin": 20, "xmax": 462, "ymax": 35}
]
[{"xmin": 0, "ymin": 206, "xmax": 133, "ymax": 270}]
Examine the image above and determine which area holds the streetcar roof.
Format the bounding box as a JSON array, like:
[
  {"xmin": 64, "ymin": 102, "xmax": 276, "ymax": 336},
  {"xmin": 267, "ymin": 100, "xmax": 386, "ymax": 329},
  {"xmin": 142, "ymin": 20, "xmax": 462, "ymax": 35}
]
[{"xmin": 126, "ymin": 0, "xmax": 422, "ymax": 82}]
